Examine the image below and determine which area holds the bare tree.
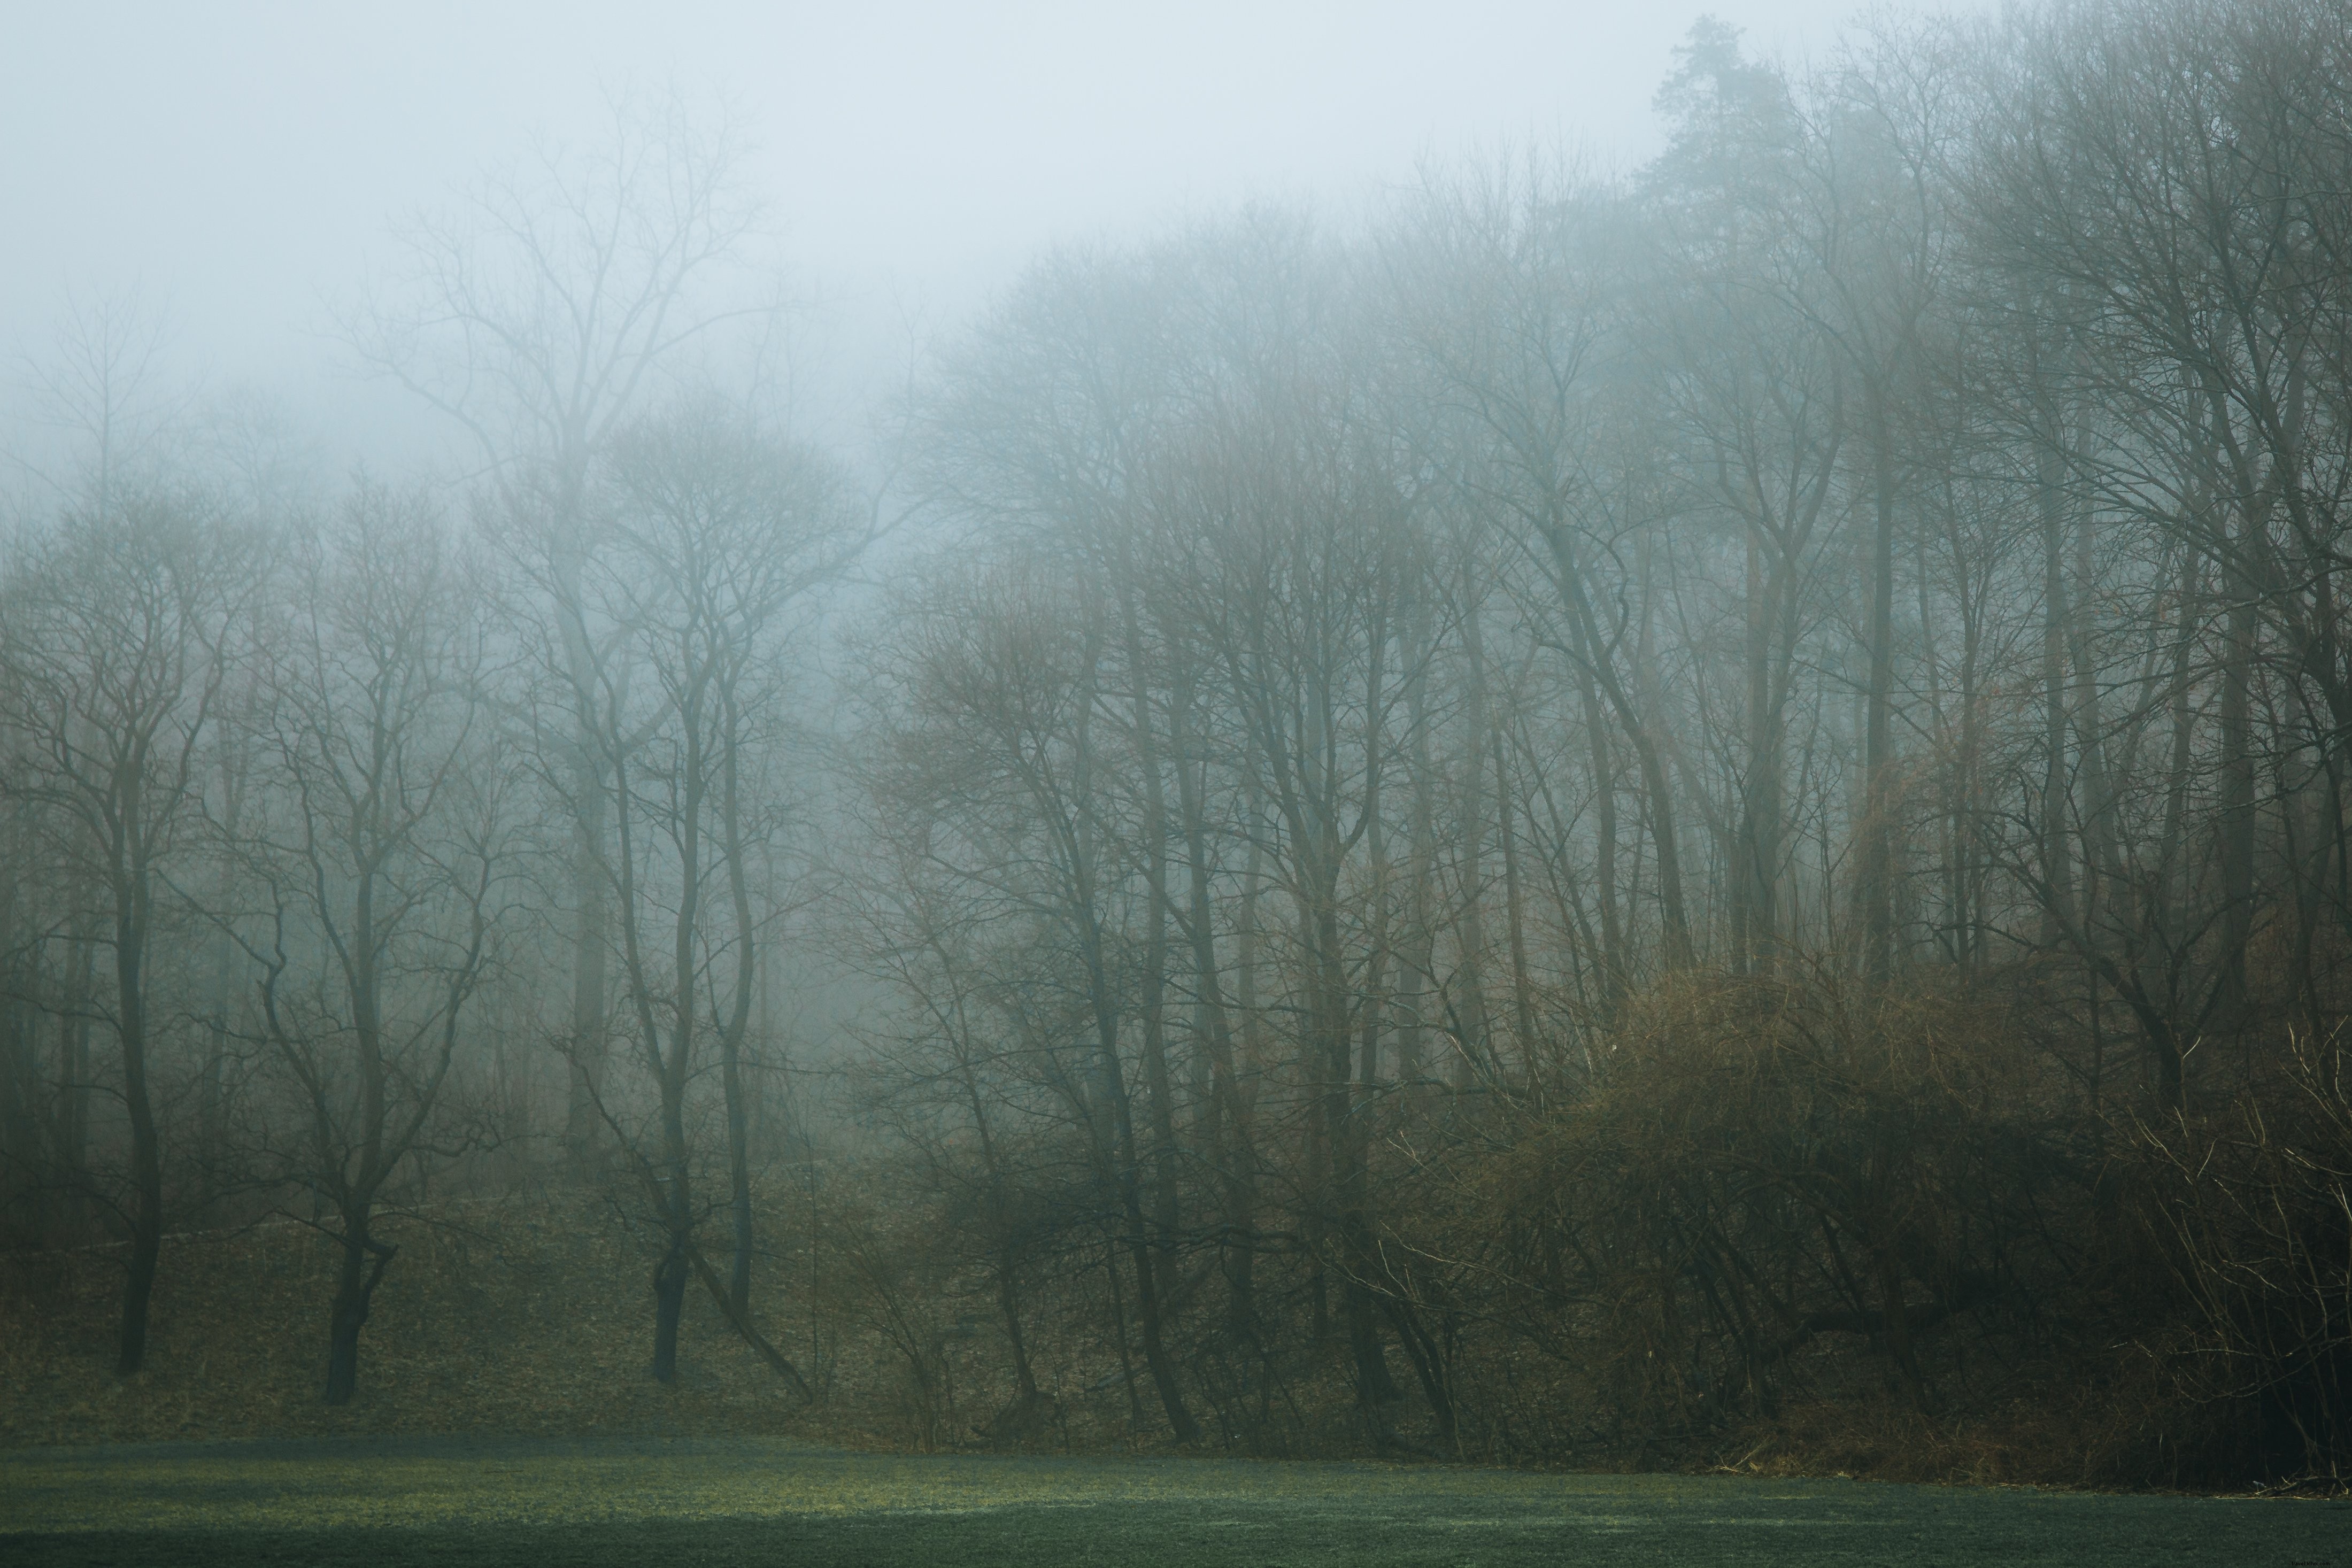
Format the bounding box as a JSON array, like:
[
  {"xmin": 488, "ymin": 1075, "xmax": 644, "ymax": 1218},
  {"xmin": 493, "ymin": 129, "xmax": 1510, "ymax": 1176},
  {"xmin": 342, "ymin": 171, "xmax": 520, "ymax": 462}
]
[
  {"xmin": 227, "ymin": 481, "xmax": 507, "ymax": 1404},
  {"xmin": 553, "ymin": 401, "xmax": 845, "ymax": 1381},
  {"xmin": 346, "ymin": 91, "xmax": 777, "ymax": 1168},
  {"xmin": 0, "ymin": 485, "xmax": 253, "ymax": 1372}
]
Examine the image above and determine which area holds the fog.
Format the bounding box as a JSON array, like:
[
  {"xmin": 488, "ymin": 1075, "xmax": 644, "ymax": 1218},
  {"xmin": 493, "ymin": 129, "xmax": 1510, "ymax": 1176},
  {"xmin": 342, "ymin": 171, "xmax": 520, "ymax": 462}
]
[
  {"xmin": 5, "ymin": 0, "xmax": 2348, "ymax": 1497},
  {"xmin": 4, "ymin": 2, "xmax": 1871, "ymax": 457}
]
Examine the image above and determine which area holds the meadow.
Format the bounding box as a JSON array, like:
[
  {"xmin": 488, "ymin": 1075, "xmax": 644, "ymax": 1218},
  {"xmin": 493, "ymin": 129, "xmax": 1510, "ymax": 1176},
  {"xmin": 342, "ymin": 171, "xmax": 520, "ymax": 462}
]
[{"xmin": 3, "ymin": 1436, "xmax": 2341, "ymax": 1567}]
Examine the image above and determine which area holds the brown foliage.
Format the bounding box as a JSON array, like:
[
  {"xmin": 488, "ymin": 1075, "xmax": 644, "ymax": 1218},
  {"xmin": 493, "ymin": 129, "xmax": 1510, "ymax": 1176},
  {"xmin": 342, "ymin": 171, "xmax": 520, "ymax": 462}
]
[{"xmin": 1363, "ymin": 967, "xmax": 2349, "ymax": 1487}]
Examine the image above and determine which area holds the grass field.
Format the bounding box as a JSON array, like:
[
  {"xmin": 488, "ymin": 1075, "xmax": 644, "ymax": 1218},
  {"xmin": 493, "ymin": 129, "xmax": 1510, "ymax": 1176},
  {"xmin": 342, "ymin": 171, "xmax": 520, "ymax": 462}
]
[{"xmin": 2, "ymin": 1438, "xmax": 2342, "ymax": 1566}]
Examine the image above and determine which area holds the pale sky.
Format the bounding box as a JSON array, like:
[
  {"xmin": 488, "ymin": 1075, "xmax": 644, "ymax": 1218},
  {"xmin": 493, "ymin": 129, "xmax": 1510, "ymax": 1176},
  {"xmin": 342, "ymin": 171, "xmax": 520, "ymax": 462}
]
[{"xmin": 1, "ymin": 1, "xmax": 1935, "ymax": 461}]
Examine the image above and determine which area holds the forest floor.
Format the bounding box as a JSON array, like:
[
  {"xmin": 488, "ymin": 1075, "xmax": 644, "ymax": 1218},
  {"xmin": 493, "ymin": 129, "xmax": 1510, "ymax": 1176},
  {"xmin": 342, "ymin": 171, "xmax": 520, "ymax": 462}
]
[
  {"xmin": 4, "ymin": 1189, "xmax": 2322, "ymax": 1510},
  {"xmin": 4, "ymin": 1434, "xmax": 2345, "ymax": 1566},
  {"xmin": 0, "ymin": 1193, "xmax": 865, "ymax": 1451}
]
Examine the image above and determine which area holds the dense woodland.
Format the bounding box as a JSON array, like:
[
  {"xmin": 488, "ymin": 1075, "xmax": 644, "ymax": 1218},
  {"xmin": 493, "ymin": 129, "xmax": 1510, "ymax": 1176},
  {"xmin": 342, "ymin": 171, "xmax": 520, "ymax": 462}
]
[{"xmin": 5, "ymin": 0, "xmax": 2350, "ymax": 1488}]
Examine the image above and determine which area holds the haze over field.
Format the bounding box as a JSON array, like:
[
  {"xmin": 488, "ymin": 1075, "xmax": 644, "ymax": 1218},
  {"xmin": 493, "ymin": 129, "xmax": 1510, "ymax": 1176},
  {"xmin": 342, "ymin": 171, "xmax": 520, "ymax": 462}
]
[{"xmin": 4, "ymin": 0, "xmax": 2350, "ymax": 1511}]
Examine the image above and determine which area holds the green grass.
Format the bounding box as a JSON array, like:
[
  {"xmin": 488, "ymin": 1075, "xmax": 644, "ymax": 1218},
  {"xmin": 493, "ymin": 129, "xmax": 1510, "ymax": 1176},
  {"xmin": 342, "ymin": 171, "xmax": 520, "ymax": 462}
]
[{"xmin": 2, "ymin": 1436, "xmax": 2341, "ymax": 1566}]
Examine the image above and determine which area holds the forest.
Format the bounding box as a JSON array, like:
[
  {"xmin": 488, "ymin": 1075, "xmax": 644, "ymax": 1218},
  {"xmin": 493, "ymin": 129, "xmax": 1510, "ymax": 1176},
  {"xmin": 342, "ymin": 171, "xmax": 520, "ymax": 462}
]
[{"xmin": 4, "ymin": 0, "xmax": 2349, "ymax": 1492}]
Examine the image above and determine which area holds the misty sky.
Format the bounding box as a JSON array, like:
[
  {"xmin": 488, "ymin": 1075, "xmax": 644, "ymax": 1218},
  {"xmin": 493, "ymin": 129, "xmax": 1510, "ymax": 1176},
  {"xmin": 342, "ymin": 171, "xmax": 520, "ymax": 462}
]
[{"xmin": 3, "ymin": 1, "xmax": 1942, "ymax": 454}]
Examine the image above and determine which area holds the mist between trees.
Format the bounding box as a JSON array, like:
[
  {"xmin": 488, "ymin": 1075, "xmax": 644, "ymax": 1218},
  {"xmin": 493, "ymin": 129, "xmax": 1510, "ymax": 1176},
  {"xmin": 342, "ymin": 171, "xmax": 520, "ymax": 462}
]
[{"xmin": 5, "ymin": 0, "xmax": 2351, "ymax": 1488}]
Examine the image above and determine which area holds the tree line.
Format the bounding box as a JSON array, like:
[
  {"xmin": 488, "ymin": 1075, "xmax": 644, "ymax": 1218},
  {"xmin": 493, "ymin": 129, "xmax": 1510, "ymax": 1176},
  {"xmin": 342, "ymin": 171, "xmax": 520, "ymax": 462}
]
[{"xmin": 5, "ymin": 0, "xmax": 2349, "ymax": 1484}]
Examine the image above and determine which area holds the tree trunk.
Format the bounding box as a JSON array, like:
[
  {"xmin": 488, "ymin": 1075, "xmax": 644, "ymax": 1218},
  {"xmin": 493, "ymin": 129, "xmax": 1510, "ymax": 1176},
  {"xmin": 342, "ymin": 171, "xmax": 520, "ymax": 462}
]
[
  {"xmin": 652, "ymin": 1238, "xmax": 690, "ymax": 1384},
  {"xmin": 566, "ymin": 840, "xmax": 610, "ymax": 1172},
  {"xmin": 1856, "ymin": 395, "xmax": 1899, "ymax": 984},
  {"xmin": 1230, "ymin": 779, "xmax": 1269, "ymax": 1351},
  {"xmin": 1546, "ymin": 521, "xmax": 1690, "ymax": 969},
  {"xmin": 55, "ymin": 919, "xmax": 94, "ymax": 1241},
  {"xmin": 1399, "ymin": 576, "xmax": 1441, "ymax": 1079},
  {"xmin": 558, "ymin": 513, "xmax": 612, "ymax": 1176},
  {"xmin": 1575, "ymin": 646, "xmax": 1624, "ymax": 1018},
  {"xmin": 1171, "ymin": 688, "xmax": 1257, "ymax": 1356},
  {"xmin": 1072, "ymin": 629, "xmax": 1197, "ymax": 1445},
  {"xmin": 113, "ymin": 884, "xmax": 161, "ymax": 1377},
  {"xmin": 1105, "ymin": 554, "xmax": 1183, "ymax": 1271},
  {"xmin": 1342, "ymin": 654, "xmax": 1399, "ymax": 1413},
  {"xmin": 722, "ymin": 1033, "xmax": 754, "ymax": 1321},
  {"xmin": 1494, "ymin": 722, "xmax": 1538, "ymax": 1082},
  {"xmin": 2039, "ymin": 431, "xmax": 2078, "ymax": 949},
  {"xmin": 2218, "ymin": 543, "xmax": 2258, "ymax": 1017},
  {"xmin": 652, "ymin": 1021, "xmax": 696, "ymax": 1383},
  {"xmin": 720, "ymin": 682, "xmax": 765, "ymax": 1322},
  {"xmin": 1737, "ymin": 522, "xmax": 1787, "ymax": 976},
  {"xmin": 324, "ymin": 1210, "xmax": 395, "ymax": 1407},
  {"xmin": 1452, "ymin": 573, "xmax": 1495, "ymax": 1086},
  {"xmin": 997, "ymin": 1258, "xmax": 1040, "ymax": 1405}
]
